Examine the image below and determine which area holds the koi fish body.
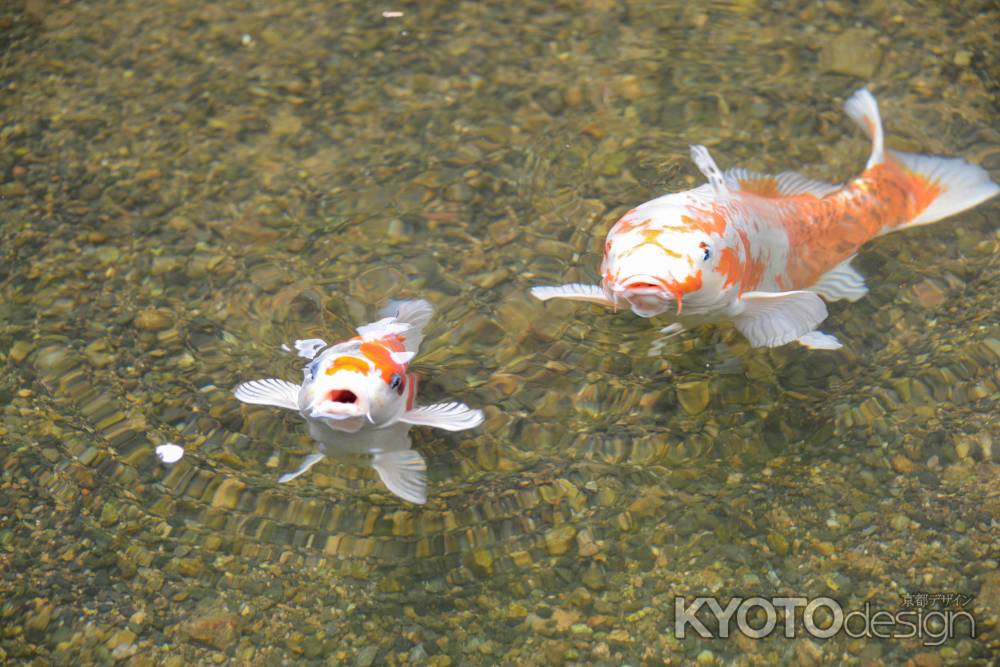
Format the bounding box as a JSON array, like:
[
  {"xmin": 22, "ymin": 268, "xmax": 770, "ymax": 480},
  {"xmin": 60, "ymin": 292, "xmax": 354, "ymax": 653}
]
[{"xmin": 533, "ymin": 89, "xmax": 999, "ymax": 349}]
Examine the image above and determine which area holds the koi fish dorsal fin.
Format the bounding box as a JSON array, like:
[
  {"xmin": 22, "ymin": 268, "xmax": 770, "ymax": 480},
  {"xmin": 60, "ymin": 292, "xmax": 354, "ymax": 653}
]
[
  {"xmin": 844, "ymin": 88, "xmax": 885, "ymax": 169},
  {"xmin": 690, "ymin": 145, "xmax": 731, "ymax": 198},
  {"xmin": 356, "ymin": 299, "xmax": 434, "ymax": 353},
  {"xmin": 725, "ymin": 168, "xmax": 841, "ymax": 199}
]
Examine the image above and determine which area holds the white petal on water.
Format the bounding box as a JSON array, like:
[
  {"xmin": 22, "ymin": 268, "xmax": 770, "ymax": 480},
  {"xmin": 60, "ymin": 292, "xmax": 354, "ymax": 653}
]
[{"xmin": 155, "ymin": 443, "xmax": 184, "ymax": 464}]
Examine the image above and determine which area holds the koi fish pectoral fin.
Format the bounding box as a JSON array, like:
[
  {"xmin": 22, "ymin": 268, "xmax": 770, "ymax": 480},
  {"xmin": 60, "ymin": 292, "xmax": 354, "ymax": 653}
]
[
  {"xmin": 733, "ymin": 291, "xmax": 828, "ymax": 348},
  {"xmin": 278, "ymin": 452, "xmax": 326, "ymax": 483},
  {"xmin": 808, "ymin": 255, "xmax": 869, "ymax": 302},
  {"xmin": 796, "ymin": 331, "xmax": 844, "ymax": 351},
  {"xmin": 400, "ymin": 402, "xmax": 485, "ymax": 431},
  {"xmin": 372, "ymin": 450, "xmax": 427, "ymax": 504},
  {"xmin": 530, "ymin": 283, "xmax": 615, "ymax": 307},
  {"xmin": 234, "ymin": 378, "xmax": 301, "ymax": 410}
]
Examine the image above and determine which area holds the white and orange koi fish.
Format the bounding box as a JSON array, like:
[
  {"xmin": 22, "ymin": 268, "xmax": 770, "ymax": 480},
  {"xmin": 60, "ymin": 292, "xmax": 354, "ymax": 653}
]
[
  {"xmin": 234, "ymin": 299, "xmax": 483, "ymax": 504},
  {"xmin": 532, "ymin": 89, "xmax": 998, "ymax": 349}
]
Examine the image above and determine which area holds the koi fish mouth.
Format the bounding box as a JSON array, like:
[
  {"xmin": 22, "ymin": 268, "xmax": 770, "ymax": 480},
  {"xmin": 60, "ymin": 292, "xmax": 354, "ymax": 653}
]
[
  {"xmin": 609, "ymin": 275, "xmax": 677, "ymax": 317},
  {"xmin": 307, "ymin": 387, "xmax": 366, "ymax": 423},
  {"xmin": 327, "ymin": 389, "xmax": 358, "ymax": 405}
]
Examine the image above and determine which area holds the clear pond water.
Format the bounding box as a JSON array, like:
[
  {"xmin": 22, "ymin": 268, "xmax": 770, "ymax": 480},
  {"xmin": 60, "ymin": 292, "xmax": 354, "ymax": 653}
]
[{"xmin": 1, "ymin": 1, "xmax": 998, "ymax": 665}]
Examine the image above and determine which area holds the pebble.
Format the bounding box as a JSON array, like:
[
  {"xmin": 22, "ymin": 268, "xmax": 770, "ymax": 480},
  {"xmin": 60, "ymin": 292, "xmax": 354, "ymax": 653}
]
[
  {"xmin": 106, "ymin": 628, "xmax": 136, "ymax": 650},
  {"xmin": 355, "ymin": 645, "xmax": 378, "ymax": 667},
  {"xmin": 178, "ymin": 611, "xmax": 239, "ymax": 650},
  {"xmin": 767, "ymin": 531, "xmax": 789, "ymax": 556},
  {"xmin": 696, "ymin": 649, "xmax": 715, "ymax": 665},
  {"xmin": 544, "ymin": 525, "xmax": 577, "ymax": 556},
  {"xmin": 891, "ymin": 454, "xmax": 916, "ymax": 474},
  {"xmin": 676, "ymin": 381, "xmax": 711, "ymax": 415},
  {"xmin": 953, "ymin": 51, "xmax": 972, "ymax": 67},
  {"xmin": 134, "ymin": 309, "xmax": 174, "ymax": 332},
  {"xmin": 911, "ymin": 279, "xmax": 946, "ymax": 308},
  {"xmin": 820, "ymin": 28, "xmax": 882, "ymax": 78},
  {"xmin": 794, "ymin": 638, "xmax": 823, "ymax": 667},
  {"xmin": 8, "ymin": 340, "xmax": 34, "ymax": 363},
  {"xmin": 24, "ymin": 604, "xmax": 53, "ymax": 636}
]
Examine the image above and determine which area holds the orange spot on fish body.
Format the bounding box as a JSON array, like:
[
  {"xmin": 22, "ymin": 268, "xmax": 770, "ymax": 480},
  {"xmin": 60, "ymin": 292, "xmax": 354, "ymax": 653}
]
[
  {"xmin": 736, "ymin": 229, "xmax": 766, "ymax": 294},
  {"xmin": 326, "ymin": 356, "xmax": 370, "ymax": 375},
  {"xmin": 735, "ymin": 175, "xmax": 782, "ymax": 197},
  {"xmin": 716, "ymin": 246, "xmax": 742, "ymax": 289},
  {"xmin": 682, "ymin": 208, "xmax": 728, "ymax": 236},
  {"xmin": 777, "ymin": 155, "xmax": 942, "ymax": 290}
]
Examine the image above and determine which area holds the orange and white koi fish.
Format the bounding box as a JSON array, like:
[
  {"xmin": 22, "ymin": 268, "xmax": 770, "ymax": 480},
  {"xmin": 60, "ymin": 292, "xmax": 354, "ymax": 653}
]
[
  {"xmin": 234, "ymin": 299, "xmax": 483, "ymax": 504},
  {"xmin": 532, "ymin": 89, "xmax": 999, "ymax": 349}
]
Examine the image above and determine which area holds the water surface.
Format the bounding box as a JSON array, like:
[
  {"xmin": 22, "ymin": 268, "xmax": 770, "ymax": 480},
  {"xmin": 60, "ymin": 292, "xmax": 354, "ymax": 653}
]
[{"xmin": 1, "ymin": 1, "xmax": 998, "ymax": 664}]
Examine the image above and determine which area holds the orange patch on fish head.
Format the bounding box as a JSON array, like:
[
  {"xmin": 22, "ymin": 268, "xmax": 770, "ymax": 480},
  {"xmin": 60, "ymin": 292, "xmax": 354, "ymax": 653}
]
[
  {"xmin": 664, "ymin": 270, "xmax": 703, "ymax": 315},
  {"xmin": 610, "ymin": 215, "xmax": 652, "ymax": 236},
  {"xmin": 325, "ymin": 356, "xmax": 371, "ymax": 376},
  {"xmin": 359, "ymin": 340, "xmax": 407, "ymax": 386}
]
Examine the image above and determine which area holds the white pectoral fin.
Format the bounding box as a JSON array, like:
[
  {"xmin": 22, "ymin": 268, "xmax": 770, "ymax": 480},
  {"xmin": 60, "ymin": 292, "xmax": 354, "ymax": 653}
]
[
  {"xmin": 808, "ymin": 255, "xmax": 868, "ymax": 302},
  {"xmin": 372, "ymin": 450, "xmax": 427, "ymax": 504},
  {"xmin": 796, "ymin": 330, "xmax": 843, "ymax": 350},
  {"xmin": 278, "ymin": 452, "xmax": 326, "ymax": 483},
  {"xmin": 400, "ymin": 402, "xmax": 485, "ymax": 431},
  {"xmin": 530, "ymin": 283, "xmax": 614, "ymax": 307},
  {"xmin": 734, "ymin": 291, "xmax": 828, "ymax": 348},
  {"xmin": 234, "ymin": 378, "xmax": 301, "ymax": 410}
]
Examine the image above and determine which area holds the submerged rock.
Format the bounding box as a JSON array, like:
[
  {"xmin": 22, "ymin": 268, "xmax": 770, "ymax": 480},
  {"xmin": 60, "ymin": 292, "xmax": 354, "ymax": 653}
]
[{"xmin": 820, "ymin": 28, "xmax": 882, "ymax": 78}]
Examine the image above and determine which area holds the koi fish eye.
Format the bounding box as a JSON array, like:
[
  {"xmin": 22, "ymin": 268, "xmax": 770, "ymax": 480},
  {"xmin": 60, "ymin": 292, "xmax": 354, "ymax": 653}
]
[
  {"xmin": 699, "ymin": 241, "xmax": 712, "ymax": 261},
  {"xmin": 389, "ymin": 373, "xmax": 405, "ymax": 395}
]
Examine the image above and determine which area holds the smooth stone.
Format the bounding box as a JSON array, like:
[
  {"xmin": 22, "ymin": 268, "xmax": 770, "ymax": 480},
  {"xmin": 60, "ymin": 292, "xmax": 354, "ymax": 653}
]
[{"xmin": 676, "ymin": 381, "xmax": 711, "ymax": 415}]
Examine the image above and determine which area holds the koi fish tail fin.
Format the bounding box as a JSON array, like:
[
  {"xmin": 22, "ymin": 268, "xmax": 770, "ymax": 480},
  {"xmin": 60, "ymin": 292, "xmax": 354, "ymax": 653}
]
[
  {"xmin": 845, "ymin": 88, "xmax": 999, "ymax": 230},
  {"xmin": 885, "ymin": 149, "xmax": 999, "ymax": 228},
  {"xmin": 844, "ymin": 88, "xmax": 884, "ymax": 169}
]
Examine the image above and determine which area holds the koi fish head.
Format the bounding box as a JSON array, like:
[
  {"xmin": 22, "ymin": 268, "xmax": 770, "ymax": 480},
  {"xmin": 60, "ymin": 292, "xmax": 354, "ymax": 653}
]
[
  {"xmin": 300, "ymin": 340, "xmax": 415, "ymax": 432},
  {"xmin": 601, "ymin": 205, "xmax": 721, "ymax": 317}
]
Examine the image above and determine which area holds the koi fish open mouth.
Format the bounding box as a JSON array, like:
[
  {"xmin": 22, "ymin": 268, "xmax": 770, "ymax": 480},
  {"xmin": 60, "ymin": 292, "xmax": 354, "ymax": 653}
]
[
  {"xmin": 308, "ymin": 388, "xmax": 366, "ymax": 423},
  {"xmin": 327, "ymin": 389, "xmax": 358, "ymax": 404}
]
